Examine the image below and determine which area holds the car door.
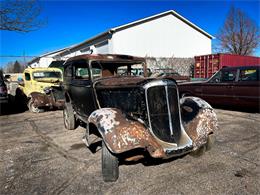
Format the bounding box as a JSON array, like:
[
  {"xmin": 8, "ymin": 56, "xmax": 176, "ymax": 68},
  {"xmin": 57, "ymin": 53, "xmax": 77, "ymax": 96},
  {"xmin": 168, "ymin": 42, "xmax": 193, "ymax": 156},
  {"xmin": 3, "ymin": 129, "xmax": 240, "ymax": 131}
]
[
  {"xmin": 232, "ymin": 67, "xmax": 260, "ymax": 109},
  {"xmin": 201, "ymin": 68, "xmax": 238, "ymax": 106},
  {"xmin": 69, "ymin": 60, "xmax": 97, "ymax": 117},
  {"xmin": 23, "ymin": 71, "xmax": 33, "ymax": 96}
]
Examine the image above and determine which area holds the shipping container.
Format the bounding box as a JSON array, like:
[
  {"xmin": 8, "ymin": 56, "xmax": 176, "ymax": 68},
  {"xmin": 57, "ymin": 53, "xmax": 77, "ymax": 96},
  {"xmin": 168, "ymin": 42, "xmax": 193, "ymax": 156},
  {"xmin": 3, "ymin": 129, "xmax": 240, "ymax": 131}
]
[{"xmin": 194, "ymin": 53, "xmax": 260, "ymax": 78}]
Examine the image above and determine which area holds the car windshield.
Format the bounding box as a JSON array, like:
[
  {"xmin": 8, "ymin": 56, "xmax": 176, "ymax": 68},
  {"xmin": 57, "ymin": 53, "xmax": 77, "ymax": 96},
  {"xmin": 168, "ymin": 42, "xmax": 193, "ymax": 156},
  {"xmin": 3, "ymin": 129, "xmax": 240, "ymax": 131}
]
[
  {"xmin": 33, "ymin": 71, "xmax": 61, "ymax": 79},
  {"xmin": 91, "ymin": 61, "xmax": 145, "ymax": 80}
]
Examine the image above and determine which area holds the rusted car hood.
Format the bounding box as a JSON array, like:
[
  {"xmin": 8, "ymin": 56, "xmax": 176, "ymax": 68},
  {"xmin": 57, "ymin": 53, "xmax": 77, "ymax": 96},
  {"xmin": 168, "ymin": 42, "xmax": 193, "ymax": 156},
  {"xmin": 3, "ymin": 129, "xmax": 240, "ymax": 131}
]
[
  {"xmin": 34, "ymin": 78, "xmax": 62, "ymax": 83},
  {"xmin": 94, "ymin": 76, "xmax": 154, "ymax": 88}
]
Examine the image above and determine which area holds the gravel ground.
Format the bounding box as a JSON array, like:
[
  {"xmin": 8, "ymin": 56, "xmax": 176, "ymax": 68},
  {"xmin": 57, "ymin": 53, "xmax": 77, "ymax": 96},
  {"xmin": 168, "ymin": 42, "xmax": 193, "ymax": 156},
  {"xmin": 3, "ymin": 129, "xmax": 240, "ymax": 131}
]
[{"xmin": 0, "ymin": 109, "xmax": 259, "ymax": 195}]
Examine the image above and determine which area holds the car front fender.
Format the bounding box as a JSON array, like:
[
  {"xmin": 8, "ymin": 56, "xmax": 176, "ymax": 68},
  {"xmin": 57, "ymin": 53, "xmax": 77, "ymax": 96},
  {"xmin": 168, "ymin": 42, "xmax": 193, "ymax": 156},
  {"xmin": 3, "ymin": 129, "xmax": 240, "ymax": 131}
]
[
  {"xmin": 180, "ymin": 96, "xmax": 218, "ymax": 150},
  {"xmin": 88, "ymin": 108, "xmax": 165, "ymax": 158},
  {"xmin": 29, "ymin": 92, "xmax": 53, "ymax": 107}
]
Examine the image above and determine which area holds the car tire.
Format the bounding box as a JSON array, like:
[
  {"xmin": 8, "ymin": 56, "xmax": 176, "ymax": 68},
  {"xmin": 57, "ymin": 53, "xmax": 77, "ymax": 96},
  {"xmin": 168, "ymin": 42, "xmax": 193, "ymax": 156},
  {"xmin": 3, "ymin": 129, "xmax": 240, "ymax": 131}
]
[
  {"xmin": 28, "ymin": 99, "xmax": 44, "ymax": 113},
  {"xmin": 63, "ymin": 102, "xmax": 77, "ymax": 130},
  {"xmin": 102, "ymin": 141, "xmax": 119, "ymax": 182}
]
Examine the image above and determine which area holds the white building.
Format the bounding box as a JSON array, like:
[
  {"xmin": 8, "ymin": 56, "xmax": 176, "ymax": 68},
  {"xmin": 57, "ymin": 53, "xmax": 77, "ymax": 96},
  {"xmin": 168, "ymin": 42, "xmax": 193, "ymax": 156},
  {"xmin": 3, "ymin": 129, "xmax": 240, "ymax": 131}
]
[
  {"xmin": 29, "ymin": 10, "xmax": 213, "ymax": 67},
  {"xmin": 29, "ymin": 47, "xmax": 70, "ymax": 68}
]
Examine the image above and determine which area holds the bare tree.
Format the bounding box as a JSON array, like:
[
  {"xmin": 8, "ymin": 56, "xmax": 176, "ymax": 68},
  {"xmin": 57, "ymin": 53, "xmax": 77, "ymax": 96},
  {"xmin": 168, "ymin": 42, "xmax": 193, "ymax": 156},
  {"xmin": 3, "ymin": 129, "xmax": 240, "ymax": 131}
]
[
  {"xmin": 3, "ymin": 60, "xmax": 26, "ymax": 73},
  {"xmin": 0, "ymin": 0, "xmax": 45, "ymax": 32},
  {"xmin": 217, "ymin": 6, "xmax": 259, "ymax": 55}
]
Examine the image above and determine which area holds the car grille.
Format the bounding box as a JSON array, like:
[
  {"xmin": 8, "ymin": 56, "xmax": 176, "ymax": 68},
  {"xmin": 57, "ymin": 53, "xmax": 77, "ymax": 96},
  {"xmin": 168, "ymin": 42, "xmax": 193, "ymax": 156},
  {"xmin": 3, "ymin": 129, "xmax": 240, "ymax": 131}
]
[{"xmin": 145, "ymin": 81, "xmax": 181, "ymax": 143}]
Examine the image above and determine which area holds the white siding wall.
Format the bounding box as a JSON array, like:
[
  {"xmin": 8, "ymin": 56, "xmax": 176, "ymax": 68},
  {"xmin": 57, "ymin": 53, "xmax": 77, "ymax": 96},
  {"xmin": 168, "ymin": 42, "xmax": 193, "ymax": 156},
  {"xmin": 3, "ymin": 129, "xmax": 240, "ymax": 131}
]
[
  {"xmin": 111, "ymin": 14, "xmax": 211, "ymax": 58},
  {"xmin": 30, "ymin": 57, "xmax": 54, "ymax": 67}
]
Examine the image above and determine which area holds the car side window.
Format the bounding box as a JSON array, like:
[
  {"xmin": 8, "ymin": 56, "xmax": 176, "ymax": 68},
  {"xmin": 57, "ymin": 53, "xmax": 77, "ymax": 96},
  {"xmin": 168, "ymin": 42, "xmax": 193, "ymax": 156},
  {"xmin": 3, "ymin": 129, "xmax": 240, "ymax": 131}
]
[
  {"xmin": 209, "ymin": 71, "xmax": 221, "ymax": 83},
  {"xmin": 221, "ymin": 69, "xmax": 237, "ymax": 82},
  {"xmin": 71, "ymin": 60, "xmax": 90, "ymax": 80},
  {"xmin": 92, "ymin": 68, "xmax": 102, "ymax": 79},
  {"xmin": 25, "ymin": 73, "xmax": 31, "ymax": 81},
  {"xmin": 75, "ymin": 67, "xmax": 89, "ymax": 79},
  {"xmin": 239, "ymin": 68, "xmax": 258, "ymax": 81}
]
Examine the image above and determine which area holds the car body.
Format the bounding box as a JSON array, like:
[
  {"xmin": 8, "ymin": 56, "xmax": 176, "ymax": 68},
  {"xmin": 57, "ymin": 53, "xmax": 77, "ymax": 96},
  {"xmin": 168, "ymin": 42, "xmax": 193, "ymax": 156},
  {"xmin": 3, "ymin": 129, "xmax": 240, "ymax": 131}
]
[
  {"xmin": 19, "ymin": 67, "xmax": 64, "ymax": 112},
  {"xmin": 0, "ymin": 70, "xmax": 8, "ymax": 105},
  {"xmin": 151, "ymin": 69, "xmax": 190, "ymax": 82},
  {"xmin": 62, "ymin": 54, "xmax": 218, "ymax": 182},
  {"xmin": 178, "ymin": 66, "xmax": 260, "ymax": 110}
]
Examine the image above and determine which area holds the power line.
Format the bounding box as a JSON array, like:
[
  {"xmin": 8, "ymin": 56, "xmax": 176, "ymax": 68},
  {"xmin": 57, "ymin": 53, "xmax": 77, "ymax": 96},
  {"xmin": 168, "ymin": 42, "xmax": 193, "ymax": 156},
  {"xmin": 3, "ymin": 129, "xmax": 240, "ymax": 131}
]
[
  {"xmin": 1, "ymin": 55, "xmax": 47, "ymax": 58},
  {"xmin": 0, "ymin": 55, "xmax": 70, "ymax": 59}
]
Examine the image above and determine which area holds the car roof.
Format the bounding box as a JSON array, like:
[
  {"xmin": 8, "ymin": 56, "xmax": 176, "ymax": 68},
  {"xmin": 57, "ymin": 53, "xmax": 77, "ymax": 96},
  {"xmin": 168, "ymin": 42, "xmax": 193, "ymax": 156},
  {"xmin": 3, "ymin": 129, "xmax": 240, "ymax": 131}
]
[
  {"xmin": 65, "ymin": 54, "xmax": 146, "ymax": 64},
  {"xmin": 222, "ymin": 65, "xmax": 260, "ymax": 70},
  {"xmin": 24, "ymin": 67, "xmax": 62, "ymax": 73}
]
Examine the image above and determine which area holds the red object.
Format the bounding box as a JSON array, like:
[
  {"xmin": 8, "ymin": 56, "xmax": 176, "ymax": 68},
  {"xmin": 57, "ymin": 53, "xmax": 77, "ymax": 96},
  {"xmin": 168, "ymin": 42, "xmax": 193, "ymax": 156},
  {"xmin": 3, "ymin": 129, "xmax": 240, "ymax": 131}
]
[{"xmin": 194, "ymin": 53, "xmax": 260, "ymax": 78}]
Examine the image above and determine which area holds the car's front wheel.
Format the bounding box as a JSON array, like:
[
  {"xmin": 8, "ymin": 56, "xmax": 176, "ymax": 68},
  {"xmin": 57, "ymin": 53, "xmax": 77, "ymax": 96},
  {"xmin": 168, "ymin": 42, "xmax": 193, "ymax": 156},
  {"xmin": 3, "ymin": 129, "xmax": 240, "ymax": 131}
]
[
  {"xmin": 102, "ymin": 141, "xmax": 119, "ymax": 182},
  {"xmin": 63, "ymin": 102, "xmax": 77, "ymax": 130},
  {"xmin": 28, "ymin": 99, "xmax": 44, "ymax": 113}
]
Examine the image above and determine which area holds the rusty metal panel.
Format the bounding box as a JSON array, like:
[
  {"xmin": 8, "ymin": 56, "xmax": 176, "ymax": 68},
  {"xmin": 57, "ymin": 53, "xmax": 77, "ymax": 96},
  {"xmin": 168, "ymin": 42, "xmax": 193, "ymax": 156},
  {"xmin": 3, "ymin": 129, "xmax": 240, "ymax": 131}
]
[
  {"xmin": 88, "ymin": 108, "xmax": 166, "ymax": 158},
  {"xmin": 180, "ymin": 96, "xmax": 218, "ymax": 150}
]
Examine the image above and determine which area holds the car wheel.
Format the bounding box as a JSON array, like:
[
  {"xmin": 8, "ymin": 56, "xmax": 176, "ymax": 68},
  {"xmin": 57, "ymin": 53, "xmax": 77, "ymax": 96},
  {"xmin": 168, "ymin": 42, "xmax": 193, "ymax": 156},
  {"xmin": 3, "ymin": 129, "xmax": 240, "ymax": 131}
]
[
  {"xmin": 28, "ymin": 99, "xmax": 44, "ymax": 113},
  {"xmin": 63, "ymin": 102, "xmax": 77, "ymax": 130},
  {"xmin": 102, "ymin": 141, "xmax": 119, "ymax": 182}
]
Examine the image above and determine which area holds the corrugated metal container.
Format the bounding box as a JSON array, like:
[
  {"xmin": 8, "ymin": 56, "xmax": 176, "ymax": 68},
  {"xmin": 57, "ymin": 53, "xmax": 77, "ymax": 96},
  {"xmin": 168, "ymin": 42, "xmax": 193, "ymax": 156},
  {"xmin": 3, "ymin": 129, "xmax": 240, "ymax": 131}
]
[{"xmin": 194, "ymin": 53, "xmax": 260, "ymax": 78}]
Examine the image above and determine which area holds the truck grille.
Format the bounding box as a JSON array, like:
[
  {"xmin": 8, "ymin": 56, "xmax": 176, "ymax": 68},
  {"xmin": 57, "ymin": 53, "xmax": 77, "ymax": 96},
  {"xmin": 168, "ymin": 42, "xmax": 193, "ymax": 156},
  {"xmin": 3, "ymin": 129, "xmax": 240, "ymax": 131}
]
[{"xmin": 145, "ymin": 81, "xmax": 181, "ymax": 143}]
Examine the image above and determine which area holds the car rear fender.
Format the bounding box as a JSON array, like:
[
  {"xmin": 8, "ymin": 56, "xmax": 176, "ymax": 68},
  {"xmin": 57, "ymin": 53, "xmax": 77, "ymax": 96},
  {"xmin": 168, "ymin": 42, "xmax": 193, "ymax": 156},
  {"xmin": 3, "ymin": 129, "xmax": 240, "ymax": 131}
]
[{"xmin": 88, "ymin": 108, "xmax": 165, "ymax": 158}]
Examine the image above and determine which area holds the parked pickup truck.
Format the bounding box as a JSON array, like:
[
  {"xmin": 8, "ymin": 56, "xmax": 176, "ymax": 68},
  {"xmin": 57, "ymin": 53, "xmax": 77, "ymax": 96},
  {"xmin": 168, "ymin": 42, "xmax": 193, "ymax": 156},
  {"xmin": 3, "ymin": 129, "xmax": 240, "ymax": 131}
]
[
  {"xmin": 18, "ymin": 67, "xmax": 65, "ymax": 113},
  {"xmin": 62, "ymin": 54, "xmax": 218, "ymax": 182},
  {"xmin": 178, "ymin": 66, "xmax": 260, "ymax": 111}
]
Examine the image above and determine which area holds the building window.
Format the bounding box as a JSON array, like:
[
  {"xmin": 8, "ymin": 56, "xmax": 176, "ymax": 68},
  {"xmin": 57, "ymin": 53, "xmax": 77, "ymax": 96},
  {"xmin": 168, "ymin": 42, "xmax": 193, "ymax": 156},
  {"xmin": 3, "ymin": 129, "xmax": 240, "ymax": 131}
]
[
  {"xmin": 95, "ymin": 40, "xmax": 108, "ymax": 48},
  {"xmin": 80, "ymin": 47, "xmax": 90, "ymax": 53}
]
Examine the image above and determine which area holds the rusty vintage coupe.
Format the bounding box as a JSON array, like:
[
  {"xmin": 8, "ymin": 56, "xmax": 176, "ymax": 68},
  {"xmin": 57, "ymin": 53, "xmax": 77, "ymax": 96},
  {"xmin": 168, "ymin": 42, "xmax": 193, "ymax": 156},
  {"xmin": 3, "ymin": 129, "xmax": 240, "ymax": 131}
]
[{"xmin": 62, "ymin": 54, "xmax": 218, "ymax": 182}]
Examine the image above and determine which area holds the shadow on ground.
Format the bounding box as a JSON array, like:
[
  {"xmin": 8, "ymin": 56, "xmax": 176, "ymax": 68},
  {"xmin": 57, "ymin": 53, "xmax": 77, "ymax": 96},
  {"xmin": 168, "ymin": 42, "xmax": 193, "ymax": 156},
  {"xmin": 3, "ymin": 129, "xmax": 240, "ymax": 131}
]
[{"xmin": 0, "ymin": 92, "xmax": 28, "ymax": 115}]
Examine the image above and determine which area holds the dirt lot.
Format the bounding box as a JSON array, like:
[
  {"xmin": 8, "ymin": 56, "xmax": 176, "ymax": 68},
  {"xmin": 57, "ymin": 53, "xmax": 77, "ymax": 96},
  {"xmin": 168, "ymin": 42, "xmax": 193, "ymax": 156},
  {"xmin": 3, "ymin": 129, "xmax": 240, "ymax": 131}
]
[{"xmin": 0, "ymin": 109, "xmax": 259, "ymax": 195}]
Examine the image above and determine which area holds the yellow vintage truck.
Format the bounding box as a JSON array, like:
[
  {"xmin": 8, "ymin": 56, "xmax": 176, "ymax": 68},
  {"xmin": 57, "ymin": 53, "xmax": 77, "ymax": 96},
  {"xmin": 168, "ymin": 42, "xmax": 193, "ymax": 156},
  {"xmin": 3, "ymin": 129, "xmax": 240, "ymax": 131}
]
[{"xmin": 19, "ymin": 67, "xmax": 64, "ymax": 113}]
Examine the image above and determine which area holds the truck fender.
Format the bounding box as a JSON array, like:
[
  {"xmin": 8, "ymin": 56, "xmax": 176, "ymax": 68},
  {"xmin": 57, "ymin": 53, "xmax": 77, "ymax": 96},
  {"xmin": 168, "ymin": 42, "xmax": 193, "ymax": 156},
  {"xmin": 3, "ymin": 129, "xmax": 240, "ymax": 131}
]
[
  {"xmin": 180, "ymin": 96, "xmax": 218, "ymax": 150},
  {"xmin": 88, "ymin": 108, "xmax": 165, "ymax": 158},
  {"xmin": 28, "ymin": 92, "xmax": 51, "ymax": 107}
]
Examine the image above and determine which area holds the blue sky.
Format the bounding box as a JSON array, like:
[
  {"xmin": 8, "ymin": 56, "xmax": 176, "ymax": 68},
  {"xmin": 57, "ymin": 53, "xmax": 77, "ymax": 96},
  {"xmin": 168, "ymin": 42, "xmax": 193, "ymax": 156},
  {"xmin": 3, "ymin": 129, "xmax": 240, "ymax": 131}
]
[{"xmin": 0, "ymin": 0, "xmax": 259, "ymax": 67}]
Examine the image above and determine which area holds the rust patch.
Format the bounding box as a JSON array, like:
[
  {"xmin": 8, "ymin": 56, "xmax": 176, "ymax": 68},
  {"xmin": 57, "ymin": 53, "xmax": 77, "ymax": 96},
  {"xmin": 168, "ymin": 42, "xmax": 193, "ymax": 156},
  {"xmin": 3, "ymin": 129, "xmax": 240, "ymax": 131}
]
[
  {"xmin": 89, "ymin": 108, "xmax": 166, "ymax": 158},
  {"xmin": 30, "ymin": 92, "xmax": 64, "ymax": 108},
  {"xmin": 95, "ymin": 76, "xmax": 152, "ymax": 87},
  {"xmin": 181, "ymin": 97, "xmax": 218, "ymax": 150}
]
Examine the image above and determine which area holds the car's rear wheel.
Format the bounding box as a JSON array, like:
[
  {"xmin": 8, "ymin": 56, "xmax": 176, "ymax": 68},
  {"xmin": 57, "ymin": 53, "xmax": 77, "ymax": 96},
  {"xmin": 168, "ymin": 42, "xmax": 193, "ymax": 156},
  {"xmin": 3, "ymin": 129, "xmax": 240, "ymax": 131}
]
[
  {"xmin": 63, "ymin": 102, "xmax": 77, "ymax": 130},
  {"xmin": 102, "ymin": 141, "xmax": 119, "ymax": 182},
  {"xmin": 28, "ymin": 99, "xmax": 44, "ymax": 113}
]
